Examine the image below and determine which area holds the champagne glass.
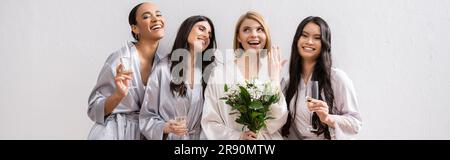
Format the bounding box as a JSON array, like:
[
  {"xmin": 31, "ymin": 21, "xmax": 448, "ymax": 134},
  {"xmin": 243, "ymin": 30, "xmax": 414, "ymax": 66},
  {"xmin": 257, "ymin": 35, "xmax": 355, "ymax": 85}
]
[
  {"xmin": 119, "ymin": 41, "xmax": 137, "ymax": 89},
  {"xmin": 120, "ymin": 41, "xmax": 133, "ymax": 73},
  {"xmin": 119, "ymin": 57, "xmax": 132, "ymax": 73},
  {"xmin": 306, "ymin": 81, "xmax": 319, "ymax": 132},
  {"xmin": 174, "ymin": 97, "xmax": 189, "ymax": 140}
]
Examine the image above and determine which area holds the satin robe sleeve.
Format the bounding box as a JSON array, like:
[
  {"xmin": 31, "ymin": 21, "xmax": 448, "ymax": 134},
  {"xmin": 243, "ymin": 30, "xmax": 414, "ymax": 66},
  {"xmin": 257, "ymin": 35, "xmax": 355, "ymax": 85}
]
[
  {"xmin": 263, "ymin": 61, "xmax": 289, "ymax": 138},
  {"xmin": 139, "ymin": 61, "xmax": 166, "ymax": 140},
  {"xmin": 87, "ymin": 55, "xmax": 117, "ymax": 125},
  {"xmin": 201, "ymin": 71, "xmax": 244, "ymax": 140},
  {"xmin": 280, "ymin": 72, "xmax": 290, "ymax": 96},
  {"xmin": 262, "ymin": 88, "xmax": 288, "ymax": 137},
  {"xmin": 329, "ymin": 68, "xmax": 362, "ymax": 139},
  {"xmin": 280, "ymin": 61, "xmax": 290, "ymax": 92}
]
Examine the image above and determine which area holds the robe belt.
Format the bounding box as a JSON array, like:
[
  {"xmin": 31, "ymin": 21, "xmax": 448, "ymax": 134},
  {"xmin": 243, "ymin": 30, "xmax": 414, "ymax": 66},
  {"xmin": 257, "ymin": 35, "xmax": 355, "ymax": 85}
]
[{"xmin": 107, "ymin": 112, "xmax": 139, "ymax": 140}]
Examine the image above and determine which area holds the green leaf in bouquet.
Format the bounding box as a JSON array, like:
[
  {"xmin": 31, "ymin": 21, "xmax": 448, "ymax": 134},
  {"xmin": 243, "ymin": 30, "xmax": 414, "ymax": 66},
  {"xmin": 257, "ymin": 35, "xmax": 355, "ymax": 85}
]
[
  {"xmin": 229, "ymin": 111, "xmax": 239, "ymax": 115},
  {"xmin": 238, "ymin": 86, "xmax": 251, "ymax": 105},
  {"xmin": 243, "ymin": 104, "xmax": 249, "ymax": 111},
  {"xmin": 249, "ymin": 101, "xmax": 263, "ymax": 110},
  {"xmin": 235, "ymin": 118, "xmax": 245, "ymax": 125},
  {"xmin": 222, "ymin": 81, "xmax": 279, "ymax": 134},
  {"xmin": 225, "ymin": 100, "xmax": 233, "ymax": 106},
  {"xmin": 236, "ymin": 116, "xmax": 249, "ymax": 126},
  {"xmin": 268, "ymin": 94, "xmax": 280, "ymax": 104},
  {"xmin": 257, "ymin": 114, "xmax": 265, "ymax": 125},
  {"xmin": 259, "ymin": 123, "xmax": 267, "ymax": 130},
  {"xmin": 250, "ymin": 111, "xmax": 263, "ymax": 119},
  {"xmin": 249, "ymin": 122, "xmax": 260, "ymax": 133},
  {"xmin": 261, "ymin": 106, "xmax": 270, "ymax": 113},
  {"xmin": 224, "ymin": 84, "xmax": 229, "ymax": 92},
  {"xmin": 260, "ymin": 104, "xmax": 270, "ymax": 113},
  {"xmin": 235, "ymin": 98, "xmax": 245, "ymax": 105},
  {"xmin": 228, "ymin": 103, "xmax": 237, "ymax": 109},
  {"xmin": 264, "ymin": 116, "xmax": 275, "ymax": 120}
]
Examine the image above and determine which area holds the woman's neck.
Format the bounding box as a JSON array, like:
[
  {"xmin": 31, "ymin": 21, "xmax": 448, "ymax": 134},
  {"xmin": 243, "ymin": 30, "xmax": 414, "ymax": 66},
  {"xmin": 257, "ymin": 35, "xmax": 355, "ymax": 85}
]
[
  {"xmin": 236, "ymin": 52, "xmax": 260, "ymax": 80},
  {"xmin": 302, "ymin": 60, "xmax": 316, "ymax": 84},
  {"xmin": 135, "ymin": 39, "xmax": 158, "ymax": 61}
]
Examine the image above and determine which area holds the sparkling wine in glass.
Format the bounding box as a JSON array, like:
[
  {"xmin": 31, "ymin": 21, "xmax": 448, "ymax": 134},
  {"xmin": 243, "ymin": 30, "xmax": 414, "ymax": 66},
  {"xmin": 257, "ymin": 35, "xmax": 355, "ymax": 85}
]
[
  {"xmin": 119, "ymin": 41, "xmax": 138, "ymax": 90},
  {"xmin": 306, "ymin": 80, "xmax": 319, "ymax": 132},
  {"xmin": 174, "ymin": 97, "xmax": 189, "ymax": 140},
  {"xmin": 120, "ymin": 41, "xmax": 133, "ymax": 74}
]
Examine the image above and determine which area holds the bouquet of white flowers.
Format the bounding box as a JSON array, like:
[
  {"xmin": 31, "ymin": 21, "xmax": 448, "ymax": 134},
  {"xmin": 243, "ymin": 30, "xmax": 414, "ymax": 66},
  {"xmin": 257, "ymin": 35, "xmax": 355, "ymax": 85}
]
[{"xmin": 220, "ymin": 79, "xmax": 280, "ymax": 133}]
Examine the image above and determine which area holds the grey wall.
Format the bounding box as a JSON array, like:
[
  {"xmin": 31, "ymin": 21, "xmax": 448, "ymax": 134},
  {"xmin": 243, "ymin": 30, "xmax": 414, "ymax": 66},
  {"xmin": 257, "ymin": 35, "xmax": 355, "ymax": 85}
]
[{"xmin": 1, "ymin": 0, "xmax": 449, "ymax": 139}]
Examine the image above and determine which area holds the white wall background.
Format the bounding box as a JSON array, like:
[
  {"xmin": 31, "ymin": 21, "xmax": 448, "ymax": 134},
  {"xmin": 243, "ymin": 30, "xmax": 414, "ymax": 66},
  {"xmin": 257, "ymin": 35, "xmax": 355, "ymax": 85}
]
[{"xmin": 1, "ymin": 0, "xmax": 449, "ymax": 139}]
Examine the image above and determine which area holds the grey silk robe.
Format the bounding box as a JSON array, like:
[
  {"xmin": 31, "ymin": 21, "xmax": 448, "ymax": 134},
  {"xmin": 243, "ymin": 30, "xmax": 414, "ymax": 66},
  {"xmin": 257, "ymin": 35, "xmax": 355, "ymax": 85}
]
[
  {"xmin": 87, "ymin": 42, "xmax": 161, "ymax": 140},
  {"xmin": 139, "ymin": 57, "xmax": 205, "ymax": 140}
]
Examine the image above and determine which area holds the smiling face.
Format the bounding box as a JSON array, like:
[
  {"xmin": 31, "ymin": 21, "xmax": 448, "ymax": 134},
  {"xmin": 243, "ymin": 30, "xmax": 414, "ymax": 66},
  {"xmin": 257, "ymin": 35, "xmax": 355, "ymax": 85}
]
[
  {"xmin": 187, "ymin": 21, "xmax": 211, "ymax": 52},
  {"xmin": 237, "ymin": 18, "xmax": 267, "ymax": 51},
  {"xmin": 298, "ymin": 22, "xmax": 322, "ymax": 61},
  {"xmin": 132, "ymin": 3, "xmax": 165, "ymax": 41}
]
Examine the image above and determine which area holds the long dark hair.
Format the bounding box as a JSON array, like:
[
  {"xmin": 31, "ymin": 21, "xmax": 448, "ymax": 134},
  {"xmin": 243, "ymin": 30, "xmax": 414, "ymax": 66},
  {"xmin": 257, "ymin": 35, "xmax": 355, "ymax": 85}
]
[
  {"xmin": 128, "ymin": 3, "xmax": 145, "ymax": 41},
  {"xmin": 169, "ymin": 15, "xmax": 217, "ymax": 97},
  {"xmin": 281, "ymin": 16, "xmax": 334, "ymax": 139}
]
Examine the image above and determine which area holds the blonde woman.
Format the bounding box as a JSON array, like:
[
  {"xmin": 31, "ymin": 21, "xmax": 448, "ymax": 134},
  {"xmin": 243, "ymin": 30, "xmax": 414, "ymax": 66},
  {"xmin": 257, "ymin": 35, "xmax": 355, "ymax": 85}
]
[{"xmin": 201, "ymin": 11, "xmax": 287, "ymax": 140}]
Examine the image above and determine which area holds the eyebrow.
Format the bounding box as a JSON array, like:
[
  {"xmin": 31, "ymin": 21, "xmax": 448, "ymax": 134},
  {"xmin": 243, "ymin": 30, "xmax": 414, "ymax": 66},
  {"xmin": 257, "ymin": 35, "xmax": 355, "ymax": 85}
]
[
  {"xmin": 302, "ymin": 31, "xmax": 321, "ymax": 36},
  {"xmin": 141, "ymin": 10, "xmax": 161, "ymax": 16},
  {"xmin": 141, "ymin": 12, "xmax": 151, "ymax": 16},
  {"xmin": 242, "ymin": 25, "xmax": 262, "ymax": 29},
  {"xmin": 198, "ymin": 24, "xmax": 211, "ymax": 32}
]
